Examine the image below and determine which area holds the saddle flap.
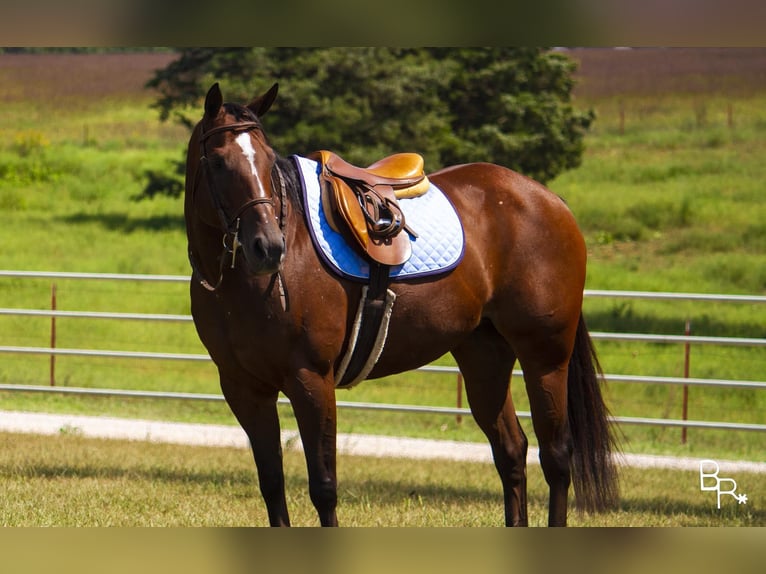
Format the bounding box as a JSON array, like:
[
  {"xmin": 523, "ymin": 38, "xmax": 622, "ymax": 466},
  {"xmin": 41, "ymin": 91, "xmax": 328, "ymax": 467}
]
[{"xmin": 325, "ymin": 171, "xmax": 369, "ymax": 250}]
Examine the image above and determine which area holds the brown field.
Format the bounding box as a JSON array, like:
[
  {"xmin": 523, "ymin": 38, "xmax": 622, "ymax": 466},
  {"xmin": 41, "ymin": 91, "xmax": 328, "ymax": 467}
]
[
  {"xmin": 568, "ymin": 47, "xmax": 766, "ymax": 99},
  {"xmin": 0, "ymin": 52, "xmax": 176, "ymax": 104},
  {"xmin": 3, "ymin": 48, "xmax": 766, "ymax": 107}
]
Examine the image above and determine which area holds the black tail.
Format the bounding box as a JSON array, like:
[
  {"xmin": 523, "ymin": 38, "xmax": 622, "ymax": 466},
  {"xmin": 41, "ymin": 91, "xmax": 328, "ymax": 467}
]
[{"xmin": 567, "ymin": 314, "xmax": 620, "ymax": 512}]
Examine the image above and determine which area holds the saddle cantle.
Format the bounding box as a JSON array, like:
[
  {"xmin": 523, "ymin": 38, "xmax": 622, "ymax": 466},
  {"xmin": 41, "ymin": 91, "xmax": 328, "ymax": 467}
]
[
  {"xmin": 309, "ymin": 150, "xmax": 429, "ymax": 266},
  {"xmin": 362, "ymin": 154, "xmax": 431, "ymax": 199}
]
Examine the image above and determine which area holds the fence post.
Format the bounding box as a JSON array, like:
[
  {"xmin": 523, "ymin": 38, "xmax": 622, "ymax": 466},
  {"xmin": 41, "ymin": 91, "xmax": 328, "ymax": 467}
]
[
  {"xmin": 50, "ymin": 283, "xmax": 57, "ymax": 386},
  {"xmin": 681, "ymin": 320, "xmax": 691, "ymax": 444},
  {"xmin": 619, "ymin": 101, "xmax": 625, "ymax": 135}
]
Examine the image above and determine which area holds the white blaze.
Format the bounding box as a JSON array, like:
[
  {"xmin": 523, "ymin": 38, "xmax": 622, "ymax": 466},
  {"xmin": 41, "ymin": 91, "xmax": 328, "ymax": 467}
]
[
  {"xmin": 235, "ymin": 132, "xmax": 258, "ymax": 175},
  {"xmin": 235, "ymin": 131, "xmax": 267, "ymax": 197}
]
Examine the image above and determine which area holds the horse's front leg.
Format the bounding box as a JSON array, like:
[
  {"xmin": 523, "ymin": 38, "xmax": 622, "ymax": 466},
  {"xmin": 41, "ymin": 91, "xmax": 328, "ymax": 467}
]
[
  {"xmin": 220, "ymin": 376, "xmax": 291, "ymax": 526},
  {"xmin": 284, "ymin": 365, "xmax": 339, "ymax": 526}
]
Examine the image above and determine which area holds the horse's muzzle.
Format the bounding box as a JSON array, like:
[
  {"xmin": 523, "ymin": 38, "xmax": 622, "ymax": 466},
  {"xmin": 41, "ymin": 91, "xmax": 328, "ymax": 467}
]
[{"xmin": 243, "ymin": 231, "xmax": 286, "ymax": 276}]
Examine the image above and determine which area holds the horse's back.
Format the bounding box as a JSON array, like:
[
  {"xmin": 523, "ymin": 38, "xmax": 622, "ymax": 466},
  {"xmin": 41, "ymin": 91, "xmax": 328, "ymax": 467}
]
[
  {"xmin": 431, "ymin": 162, "xmax": 579, "ymax": 231},
  {"xmin": 370, "ymin": 162, "xmax": 587, "ymax": 376},
  {"xmin": 429, "ymin": 162, "xmax": 586, "ymax": 285}
]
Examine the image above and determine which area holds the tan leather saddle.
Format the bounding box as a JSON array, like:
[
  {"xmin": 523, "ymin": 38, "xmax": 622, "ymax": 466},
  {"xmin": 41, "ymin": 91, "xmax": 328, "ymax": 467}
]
[{"xmin": 309, "ymin": 150, "xmax": 430, "ymax": 266}]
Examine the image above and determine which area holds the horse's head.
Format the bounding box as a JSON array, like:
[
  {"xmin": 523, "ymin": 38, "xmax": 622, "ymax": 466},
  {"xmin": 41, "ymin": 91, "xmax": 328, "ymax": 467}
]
[{"xmin": 188, "ymin": 82, "xmax": 286, "ymax": 277}]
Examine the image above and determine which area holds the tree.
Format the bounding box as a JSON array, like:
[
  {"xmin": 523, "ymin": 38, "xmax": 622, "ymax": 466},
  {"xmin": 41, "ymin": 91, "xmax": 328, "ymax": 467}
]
[
  {"xmin": 429, "ymin": 48, "xmax": 594, "ymax": 183},
  {"xmin": 141, "ymin": 48, "xmax": 592, "ymax": 198}
]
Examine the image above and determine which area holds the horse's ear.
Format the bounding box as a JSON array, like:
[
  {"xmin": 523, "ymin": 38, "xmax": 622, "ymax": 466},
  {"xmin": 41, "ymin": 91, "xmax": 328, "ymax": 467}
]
[
  {"xmin": 247, "ymin": 83, "xmax": 279, "ymax": 118},
  {"xmin": 204, "ymin": 83, "xmax": 223, "ymax": 118}
]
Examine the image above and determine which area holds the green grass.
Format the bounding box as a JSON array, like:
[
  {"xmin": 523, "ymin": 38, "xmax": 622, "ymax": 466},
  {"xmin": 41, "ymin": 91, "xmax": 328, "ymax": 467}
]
[
  {"xmin": 0, "ymin": 52, "xmax": 764, "ymax": 470},
  {"xmin": 0, "ymin": 432, "xmax": 763, "ymax": 526},
  {"xmin": 556, "ymin": 95, "xmax": 766, "ymax": 295}
]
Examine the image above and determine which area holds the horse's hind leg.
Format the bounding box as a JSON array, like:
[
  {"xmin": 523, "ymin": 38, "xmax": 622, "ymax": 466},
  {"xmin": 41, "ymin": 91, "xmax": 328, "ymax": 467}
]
[
  {"xmin": 513, "ymin": 336, "xmax": 575, "ymax": 527},
  {"xmin": 451, "ymin": 321, "xmax": 529, "ymax": 526},
  {"xmin": 220, "ymin": 375, "xmax": 291, "ymax": 526}
]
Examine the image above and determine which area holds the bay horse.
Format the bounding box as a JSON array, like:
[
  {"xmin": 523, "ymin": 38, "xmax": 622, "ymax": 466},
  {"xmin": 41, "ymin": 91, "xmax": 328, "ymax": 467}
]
[{"xmin": 184, "ymin": 82, "xmax": 619, "ymax": 526}]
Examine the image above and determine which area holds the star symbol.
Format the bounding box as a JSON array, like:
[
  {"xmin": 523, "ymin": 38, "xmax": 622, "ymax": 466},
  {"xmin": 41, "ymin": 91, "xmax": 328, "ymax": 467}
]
[{"xmin": 736, "ymin": 493, "xmax": 748, "ymax": 505}]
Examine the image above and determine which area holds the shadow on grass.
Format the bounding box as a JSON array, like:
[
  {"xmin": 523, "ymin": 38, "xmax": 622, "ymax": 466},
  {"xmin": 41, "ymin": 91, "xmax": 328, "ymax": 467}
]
[
  {"xmin": 60, "ymin": 212, "xmax": 184, "ymax": 233},
  {"xmin": 334, "ymin": 456, "xmax": 551, "ymax": 513},
  {"xmin": 616, "ymin": 495, "xmax": 765, "ymax": 526},
  {"xmin": 338, "ymin": 475, "xmax": 507, "ymax": 507},
  {"xmin": 1, "ymin": 461, "xmax": 258, "ymax": 489},
  {"xmin": 584, "ymin": 307, "xmax": 766, "ymax": 339}
]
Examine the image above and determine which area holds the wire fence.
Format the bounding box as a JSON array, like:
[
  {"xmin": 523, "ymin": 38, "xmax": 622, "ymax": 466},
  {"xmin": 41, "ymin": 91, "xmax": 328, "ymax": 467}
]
[{"xmin": 0, "ymin": 270, "xmax": 764, "ymax": 434}]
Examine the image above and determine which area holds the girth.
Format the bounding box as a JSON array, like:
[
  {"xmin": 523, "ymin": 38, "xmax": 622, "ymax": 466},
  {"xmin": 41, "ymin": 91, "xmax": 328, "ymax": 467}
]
[{"xmin": 334, "ymin": 263, "xmax": 396, "ymax": 388}]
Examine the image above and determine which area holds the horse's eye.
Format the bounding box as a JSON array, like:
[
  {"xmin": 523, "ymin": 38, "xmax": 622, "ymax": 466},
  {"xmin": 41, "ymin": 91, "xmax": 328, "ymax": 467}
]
[{"xmin": 209, "ymin": 155, "xmax": 225, "ymax": 170}]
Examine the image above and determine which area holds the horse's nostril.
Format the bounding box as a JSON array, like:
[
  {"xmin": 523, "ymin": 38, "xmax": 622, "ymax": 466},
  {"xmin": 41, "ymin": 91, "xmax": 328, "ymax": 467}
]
[{"xmin": 252, "ymin": 237, "xmax": 268, "ymax": 259}]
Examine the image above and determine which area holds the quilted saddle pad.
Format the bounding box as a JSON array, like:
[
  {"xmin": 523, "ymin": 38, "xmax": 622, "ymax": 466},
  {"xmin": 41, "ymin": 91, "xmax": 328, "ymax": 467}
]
[{"xmin": 293, "ymin": 155, "xmax": 465, "ymax": 281}]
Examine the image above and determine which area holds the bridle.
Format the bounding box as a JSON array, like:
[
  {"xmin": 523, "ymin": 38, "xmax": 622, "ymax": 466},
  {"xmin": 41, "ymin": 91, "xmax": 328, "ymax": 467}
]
[{"xmin": 189, "ymin": 120, "xmax": 288, "ymax": 293}]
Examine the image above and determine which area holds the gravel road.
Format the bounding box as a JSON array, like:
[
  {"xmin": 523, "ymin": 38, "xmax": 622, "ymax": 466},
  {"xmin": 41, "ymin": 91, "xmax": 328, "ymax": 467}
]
[{"xmin": 1, "ymin": 410, "xmax": 763, "ymax": 474}]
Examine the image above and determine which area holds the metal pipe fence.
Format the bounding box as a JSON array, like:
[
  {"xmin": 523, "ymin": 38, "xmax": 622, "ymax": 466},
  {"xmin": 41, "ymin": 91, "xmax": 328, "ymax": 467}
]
[{"xmin": 1, "ymin": 270, "xmax": 765, "ymax": 434}]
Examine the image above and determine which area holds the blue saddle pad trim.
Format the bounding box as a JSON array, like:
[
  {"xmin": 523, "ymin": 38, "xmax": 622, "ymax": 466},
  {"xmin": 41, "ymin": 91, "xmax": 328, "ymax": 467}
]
[{"xmin": 293, "ymin": 155, "xmax": 465, "ymax": 282}]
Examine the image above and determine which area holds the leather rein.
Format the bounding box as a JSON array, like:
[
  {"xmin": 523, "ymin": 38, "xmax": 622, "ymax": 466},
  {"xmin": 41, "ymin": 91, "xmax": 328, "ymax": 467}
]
[{"xmin": 189, "ymin": 120, "xmax": 288, "ymax": 293}]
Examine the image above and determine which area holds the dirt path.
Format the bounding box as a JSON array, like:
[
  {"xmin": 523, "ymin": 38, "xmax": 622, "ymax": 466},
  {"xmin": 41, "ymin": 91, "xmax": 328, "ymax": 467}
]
[{"xmin": 1, "ymin": 410, "xmax": 764, "ymax": 474}]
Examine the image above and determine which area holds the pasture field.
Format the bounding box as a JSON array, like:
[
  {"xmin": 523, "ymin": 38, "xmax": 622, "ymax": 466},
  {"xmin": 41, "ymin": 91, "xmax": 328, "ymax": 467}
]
[
  {"xmin": 0, "ymin": 431, "xmax": 763, "ymax": 526},
  {"xmin": 0, "ymin": 50, "xmax": 764, "ymax": 468}
]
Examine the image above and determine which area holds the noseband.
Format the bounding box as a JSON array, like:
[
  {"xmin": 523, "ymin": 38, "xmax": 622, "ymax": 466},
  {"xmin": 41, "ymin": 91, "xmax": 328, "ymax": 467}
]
[{"xmin": 190, "ymin": 120, "xmax": 288, "ymax": 292}]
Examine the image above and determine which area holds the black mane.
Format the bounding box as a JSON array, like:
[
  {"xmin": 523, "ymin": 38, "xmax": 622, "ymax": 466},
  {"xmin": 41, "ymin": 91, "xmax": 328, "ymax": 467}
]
[{"xmin": 273, "ymin": 154, "xmax": 304, "ymax": 218}]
